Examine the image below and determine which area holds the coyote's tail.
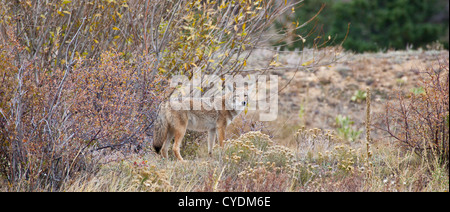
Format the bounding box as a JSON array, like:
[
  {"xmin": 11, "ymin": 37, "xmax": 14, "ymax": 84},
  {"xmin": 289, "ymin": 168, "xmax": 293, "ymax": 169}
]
[{"xmin": 153, "ymin": 106, "xmax": 168, "ymax": 154}]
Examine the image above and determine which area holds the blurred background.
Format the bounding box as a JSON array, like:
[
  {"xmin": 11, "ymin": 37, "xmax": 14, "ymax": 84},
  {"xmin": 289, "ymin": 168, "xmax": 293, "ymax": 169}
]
[{"xmin": 277, "ymin": 0, "xmax": 449, "ymax": 52}]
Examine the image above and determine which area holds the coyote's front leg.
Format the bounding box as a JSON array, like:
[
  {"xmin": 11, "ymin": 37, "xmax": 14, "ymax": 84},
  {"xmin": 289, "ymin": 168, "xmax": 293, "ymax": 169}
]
[{"xmin": 217, "ymin": 123, "xmax": 226, "ymax": 147}]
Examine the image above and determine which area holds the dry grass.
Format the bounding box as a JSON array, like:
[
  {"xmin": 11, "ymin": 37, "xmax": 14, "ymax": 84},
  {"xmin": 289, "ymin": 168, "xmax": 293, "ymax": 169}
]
[{"xmin": 55, "ymin": 130, "xmax": 447, "ymax": 192}]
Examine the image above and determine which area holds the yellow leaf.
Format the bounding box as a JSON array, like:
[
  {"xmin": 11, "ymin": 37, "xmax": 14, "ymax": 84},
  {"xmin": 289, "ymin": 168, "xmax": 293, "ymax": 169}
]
[
  {"xmin": 113, "ymin": 35, "xmax": 120, "ymax": 39},
  {"xmin": 238, "ymin": 12, "xmax": 244, "ymax": 21},
  {"xmin": 195, "ymin": 87, "xmax": 203, "ymax": 92},
  {"xmin": 113, "ymin": 27, "xmax": 119, "ymax": 31},
  {"xmin": 94, "ymin": 39, "xmax": 99, "ymax": 44},
  {"xmin": 301, "ymin": 59, "xmax": 314, "ymax": 66},
  {"xmin": 243, "ymin": 60, "xmax": 247, "ymax": 67},
  {"xmin": 269, "ymin": 61, "xmax": 279, "ymax": 67},
  {"xmin": 63, "ymin": 11, "xmax": 71, "ymax": 15}
]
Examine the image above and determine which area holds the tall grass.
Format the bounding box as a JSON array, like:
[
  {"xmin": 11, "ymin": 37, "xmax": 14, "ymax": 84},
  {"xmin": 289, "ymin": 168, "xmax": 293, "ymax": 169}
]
[{"xmin": 56, "ymin": 129, "xmax": 447, "ymax": 192}]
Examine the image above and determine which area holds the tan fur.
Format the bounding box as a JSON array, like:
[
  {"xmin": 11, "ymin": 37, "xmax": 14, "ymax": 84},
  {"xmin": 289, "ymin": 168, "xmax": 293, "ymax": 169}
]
[{"xmin": 153, "ymin": 92, "xmax": 248, "ymax": 161}]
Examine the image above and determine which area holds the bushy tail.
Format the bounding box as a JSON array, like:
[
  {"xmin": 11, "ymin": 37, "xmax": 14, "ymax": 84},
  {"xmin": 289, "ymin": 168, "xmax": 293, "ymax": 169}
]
[{"xmin": 153, "ymin": 107, "xmax": 168, "ymax": 154}]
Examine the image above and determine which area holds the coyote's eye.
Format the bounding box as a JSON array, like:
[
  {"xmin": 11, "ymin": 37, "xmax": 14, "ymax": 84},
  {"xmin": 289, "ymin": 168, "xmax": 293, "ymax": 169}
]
[{"xmin": 242, "ymin": 101, "xmax": 247, "ymax": 106}]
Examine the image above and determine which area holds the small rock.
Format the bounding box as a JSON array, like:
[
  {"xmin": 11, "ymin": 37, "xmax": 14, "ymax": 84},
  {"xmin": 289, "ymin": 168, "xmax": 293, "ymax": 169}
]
[
  {"xmin": 395, "ymin": 72, "xmax": 404, "ymax": 78},
  {"xmin": 365, "ymin": 77, "xmax": 375, "ymax": 86},
  {"xmin": 315, "ymin": 67, "xmax": 333, "ymax": 85},
  {"xmin": 335, "ymin": 65, "xmax": 352, "ymax": 78}
]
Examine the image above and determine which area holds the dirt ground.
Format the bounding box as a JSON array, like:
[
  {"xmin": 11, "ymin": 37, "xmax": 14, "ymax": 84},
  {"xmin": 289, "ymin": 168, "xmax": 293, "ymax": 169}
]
[{"xmin": 239, "ymin": 49, "xmax": 449, "ymax": 145}]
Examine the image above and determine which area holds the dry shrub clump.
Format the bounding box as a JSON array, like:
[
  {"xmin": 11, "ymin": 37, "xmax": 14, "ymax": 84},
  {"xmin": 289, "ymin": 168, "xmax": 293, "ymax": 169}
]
[
  {"xmin": 0, "ymin": 33, "xmax": 166, "ymax": 191},
  {"xmin": 290, "ymin": 125, "xmax": 376, "ymax": 191},
  {"xmin": 223, "ymin": 131, "xmax": 273, "ymax": 165},
  {"xmin": 210, "ymin": 131, "xmax": 297, "ymax": 191},
  {"xmin": 131, "ymin": 161, "xmax": 173, "ymax": 192},
  {"xmin": 230, "ymin": 164, "xmax": 291, "ymax": 192},
  {"xmin": 294, "ymin": 127, "xmax": 341, "ymax": 160},
  {"xmin": 380, "ymin": 61, "xmax": 449, "ymax": 167},
  {"xmin": 70, "ymin": 51, "xmax": 166, "ymax": 151}
]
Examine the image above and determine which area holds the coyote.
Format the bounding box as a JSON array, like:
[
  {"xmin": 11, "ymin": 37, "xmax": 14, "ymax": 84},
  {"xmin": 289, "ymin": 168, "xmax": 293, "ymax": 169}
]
[{"xmin": 153, "ymin": 89, "xmax": 249, "ymax": 161}]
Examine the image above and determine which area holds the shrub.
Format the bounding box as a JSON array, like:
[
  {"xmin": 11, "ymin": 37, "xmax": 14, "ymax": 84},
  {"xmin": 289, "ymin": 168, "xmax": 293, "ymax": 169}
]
[
  {"xmin": 131, "ymin": 162, "xmax": 173, "ymax": 192},
  {"xmin": 263, "ymin": 145, "xmax": 295, "ymax": 168},
  {"xmin": 332, "ymin": 145, "xmax": 357, "ymax": 174},
  {"xmin": 70, "ymin": 51, "xmax": 167, "ymax": 151},
  {"xmin": 380, "ymin": 61, "xmax": 449, "ymax": 167},
  {"xmin": 219, "ymin": 131, "xmax": 296, "ymax": 183},
  {"xmin": 0, "ymin": 43, "xmax": 167, "ymax": 190},
  {"xmin": 222, "ymin": 131, "xmax": 275, "ymax": 164},
  {"xmin": 294, "ymin": 127, "xmax": 339, "ymax": 160},
  {"xmin": 222, "ymin": 133, "xmax": 264, "ymax": 166}
]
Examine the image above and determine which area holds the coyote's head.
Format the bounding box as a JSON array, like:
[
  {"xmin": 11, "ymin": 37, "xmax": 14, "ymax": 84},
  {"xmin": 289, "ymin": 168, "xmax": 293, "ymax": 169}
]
[{"xmin": 225, "ymin": 85, "xmax": 252, "ymax": 113}]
